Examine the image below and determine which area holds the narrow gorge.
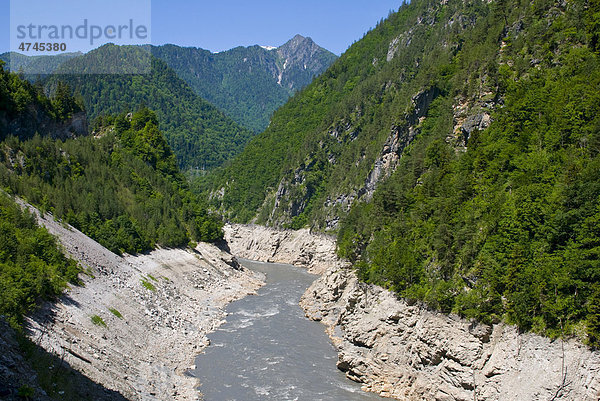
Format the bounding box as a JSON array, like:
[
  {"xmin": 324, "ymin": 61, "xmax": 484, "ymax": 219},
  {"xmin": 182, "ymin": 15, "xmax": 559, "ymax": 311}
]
[
  {"xmin": 3, "ymin": 209, "xmax": 599, "ymax": 400},
  {"xmin": 225, "ymin": 224, "xmax": 600, "ymax": 401}
]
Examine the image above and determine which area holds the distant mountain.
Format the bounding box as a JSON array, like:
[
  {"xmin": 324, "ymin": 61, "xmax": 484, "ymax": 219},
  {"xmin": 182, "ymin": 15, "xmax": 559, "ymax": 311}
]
[
  {"xmin": 2, "ymin": 34, "xmax": 335, "ymax": 140},
  {"xmin": 0, "ymin": 51, "xmax": 81, "ymax": 76},
  {"xmin": 152, "ymin": 35, "xmax": 337, "ymax": 132},
  {"xmin": 44, "ymin": 44, "xmax": 253, "ymax": 170}
]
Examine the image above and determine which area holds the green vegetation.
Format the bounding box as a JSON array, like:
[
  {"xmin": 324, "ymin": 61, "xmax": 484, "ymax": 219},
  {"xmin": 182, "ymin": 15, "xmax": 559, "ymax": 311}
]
[
  {"xmin": 0, "ymin": 106, "xmax": 224, "ymax": 255},
  {"xmin": 140, "ymin": 277, "xmax": 156, "ymax": 292},
  {"xmin": 90, "ymin": 315, "xmax": 107, "ymax": 328},
  {"xmin": 17, "ymin": 385, "xmax": 35, "ymax": 398},
  {"xmin": 46, "ymin": 44, "xmax": 253, "ymax": 170},
  {"xmin": 152, "ymin": 38, "xmax": 337, "ymax": 133},
  {"xmin": 339, "ymin": 52, "xmax": 600, "ymax": 338},
  {"xmin": 199, "ymin": 1, "xmax": 437, "ymax": 223},
  {"xmin": 0, "ymin": 60, "xmax": 84, "ymax": 141},
  {"xmin": 109, "ymin": 308, "xmax": 123, "ymax": 319},
  {"xmin": 0, "ymin": 192, "xmax": 80, "ymax": 328},
  {"xmin": 203, "ymin": 0, "xmax": 600, "ymax": 343},
  {"xmin": 336, "ymin": 0, "xmax": 600, "ymax": 342}
]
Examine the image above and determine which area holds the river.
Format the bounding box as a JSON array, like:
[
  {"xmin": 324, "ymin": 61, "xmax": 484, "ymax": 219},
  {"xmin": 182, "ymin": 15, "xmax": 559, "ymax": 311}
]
[{"xmin": 193, "ymin": 259, "xmax": 385, "ymax": 401}]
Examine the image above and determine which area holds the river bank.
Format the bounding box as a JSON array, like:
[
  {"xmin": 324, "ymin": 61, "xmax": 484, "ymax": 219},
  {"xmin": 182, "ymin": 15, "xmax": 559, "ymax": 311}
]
[
  {"xmin": 16, "ymin": 205, "xmax": 263, "ymax": 400},
  {"xmin": 194, "ymin": 259, "xmax": 385, "ymax": 401},
  {"xmin": 225, "ymin": 224, "xmax": 600, "ymax": 401}
]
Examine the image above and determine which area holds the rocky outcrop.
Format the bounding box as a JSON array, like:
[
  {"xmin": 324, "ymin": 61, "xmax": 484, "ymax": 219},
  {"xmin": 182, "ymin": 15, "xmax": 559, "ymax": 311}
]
[
  {"xmin": 275, "ymin": 34, "xmax": 338, "ymax": 92},
  {"xmin": 0, "ymin": 107, "xmax": 88, "ymax": 141},
  {"xmin": 301, "ymin": 267, "xmax": 600, "ymax": 401},
  {"xmin": 14, "ymin": 202, "xmax": 263, "ymax": 400},
  {"xmin": 0, "ymin": 320, "xmax": 53, "ymax": 401},
  {"xmin": 358, "ymin": 88, "xmax": 439, "ymax": 203},
  {"xmin": 223, "ymin": 224, "xmax": 339, "ymax": 274}
]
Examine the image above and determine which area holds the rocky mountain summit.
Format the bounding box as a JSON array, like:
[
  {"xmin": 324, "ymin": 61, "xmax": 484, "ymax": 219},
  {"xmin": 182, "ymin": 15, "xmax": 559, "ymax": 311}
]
[
  {"xmin": 152, "ymin": 35, "xmax": 337, "ymax": 132},
  {"xmin": 274, "ymin": 34, "xmax": 337, "ymax": 92}
]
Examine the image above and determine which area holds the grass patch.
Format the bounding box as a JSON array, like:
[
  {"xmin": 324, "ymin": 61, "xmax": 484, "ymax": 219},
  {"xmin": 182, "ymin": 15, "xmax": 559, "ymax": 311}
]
[
  {"xmin": 90, "ymin": 315, "xmax": 107, "ymax": 328},
  {"xmin": 141, "ymin": 277, "xmax": 156, "ymax": 292},
  {"xmin": 17, "ymin": 385, "xmax": 35, "ymax": 398},
  {"xmin": 147, "ymin": 274, "xmax": 158, "ymax": 282},
  {"xmin": 108, "ymin": 308, "xmax": 123, "ymax": 319}
]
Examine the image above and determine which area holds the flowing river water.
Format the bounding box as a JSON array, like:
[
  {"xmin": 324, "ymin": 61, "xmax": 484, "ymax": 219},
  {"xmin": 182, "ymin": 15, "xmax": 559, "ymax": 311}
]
[{"xmin": 193, "ymin": 259, "xmax": 385, "ymax": 401}]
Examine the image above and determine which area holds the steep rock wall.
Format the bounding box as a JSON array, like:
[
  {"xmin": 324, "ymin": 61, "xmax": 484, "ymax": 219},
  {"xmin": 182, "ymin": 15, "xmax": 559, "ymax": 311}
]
[
  {"xmin": 301, "ymin": 268, "xmax": 600, "ymax": 401},
  {"xmin": 223, "ymin": 224, "xmax": 339, "ymax": 274}
]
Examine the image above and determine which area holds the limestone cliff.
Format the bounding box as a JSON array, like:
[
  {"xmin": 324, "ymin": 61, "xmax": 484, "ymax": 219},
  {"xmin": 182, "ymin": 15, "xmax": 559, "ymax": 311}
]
[
  {"xmin": 301, "ymin": 267, "xmax": 600, "ymax": 401},
  {"xmin": 224, "ymin": 224, "xmax": 338, "ymax": 274}
]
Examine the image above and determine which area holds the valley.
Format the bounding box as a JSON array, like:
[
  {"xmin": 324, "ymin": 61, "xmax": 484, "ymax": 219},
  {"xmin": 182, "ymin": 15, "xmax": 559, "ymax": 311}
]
[{"xmin": 1, "ymin": 0, "xmax": 600, "ymax": 400}]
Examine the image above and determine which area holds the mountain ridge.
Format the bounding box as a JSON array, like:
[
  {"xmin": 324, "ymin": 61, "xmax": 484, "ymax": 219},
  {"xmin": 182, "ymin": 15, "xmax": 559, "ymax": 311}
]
[
  {"xmin": 41, "ymin": 44, "xmax": 254, "ymax": 170},
  {"xmin": 1, "ymin": 35, "xmax": 337, "ymax": 133},
  {"xmin": 151, "ymin": 35, "xmax": 337, "ymax": 132}
]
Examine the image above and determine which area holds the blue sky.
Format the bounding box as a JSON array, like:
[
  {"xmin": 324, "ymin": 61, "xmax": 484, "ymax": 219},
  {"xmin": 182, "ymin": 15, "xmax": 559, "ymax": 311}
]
[{"xmin": 0, "ymin": 0, "xmax": 403, "ymax": 55}]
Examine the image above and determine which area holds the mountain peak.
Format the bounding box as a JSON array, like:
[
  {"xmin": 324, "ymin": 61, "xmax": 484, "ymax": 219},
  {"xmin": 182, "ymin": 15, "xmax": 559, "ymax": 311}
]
[
  {"xmin": 291, "ymin": 34, "xmax": 308, "ymax": 42},
  {"xmin": 273, "ymin": 35, "xmax": 337, "ymax": 92},
  {"xmin": 279, "ymin": 34, "xmax": 315, "ymax": 51}
]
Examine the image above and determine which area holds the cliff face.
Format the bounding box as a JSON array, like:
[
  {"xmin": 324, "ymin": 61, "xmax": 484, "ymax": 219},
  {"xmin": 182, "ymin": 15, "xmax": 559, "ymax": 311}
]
[
  {"xmin": 0, "ymin": 107, "xmax": 88, "ymax": 142},
  {"xmin": 223, "ymin": 224, "xmax": 338, "ymax": 274},
  {"xmin": 226, "ymin": 224, "xmax": 600, "ymax": 401},
  {"xmin": 301, "ymin": 268, "xmax": 600, "ymax": 400}
]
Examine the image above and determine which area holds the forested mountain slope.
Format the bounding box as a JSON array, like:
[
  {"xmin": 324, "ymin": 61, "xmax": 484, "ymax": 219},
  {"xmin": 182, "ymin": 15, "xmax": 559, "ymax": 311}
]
[
  {"xmin": 152, "ymin": 35, "xmax": 337, "ymax": 132},
  {"xmin": 204, "ymin": 0, "xmax": 600, "ymax": 343},
  {"xmin": 0, "ymin": 64, "xmax": 223, "ymax": 257},
  {"xmin": 0, "ymin": 191, "xmax": 80, "ymax": 328},
  {"xmin": 0, "ymin": 52, "xmax": 81, "ymax": 77},
  {"xmin": 45, "ymin": 44, "xmax": 253, "ymax": 171}
]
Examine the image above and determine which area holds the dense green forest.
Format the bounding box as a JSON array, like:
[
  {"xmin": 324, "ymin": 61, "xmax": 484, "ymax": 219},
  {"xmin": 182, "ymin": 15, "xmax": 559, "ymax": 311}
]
[
  {"xmin": 0, "ymin": 61, "xmax": 80, "ymax": 329},
  {"xmin": 0, "ymin": 192, "xmax": 80, "ymax": 328},
  {"xmin": 45, "ymin": 44, "xmax": 253, "ymax": 171},
  {"xmin": 202, "ymin": 0, "xmax": 600, "ymax": 344},
  {"xmin": 338, "ymin": 47, "xmax": 600, "ymax": 341},
  {"xmin": 0, "ymin": 109, "xmax": 223, "ymax": 255},
  {"xmin": 336, "ymin": 0, "xmax": 600, "ymax": 344},
  {"xmin": 152, "ymin": 44, "xmax": 288, "ymax": 133},
  {"xmin": 1, "ymin": 63, "xmax": 223, "ymax": 255},
  {"xmin": 0, "ymin": 60, "xmax": 84, "ymax": 139},
  {"xmin": 152, "ymin": 38, "xmax": 336, "ymax": 133}
]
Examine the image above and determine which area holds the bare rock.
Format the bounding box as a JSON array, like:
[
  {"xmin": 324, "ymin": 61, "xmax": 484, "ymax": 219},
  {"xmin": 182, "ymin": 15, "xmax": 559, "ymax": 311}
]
[
  {"xmin": 301, "ymin": 268, "xmax": 600, "ymax": 400},
  {"xmin": 224, "ymin": 224, "xmax": 339, "ymax": 274}
]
